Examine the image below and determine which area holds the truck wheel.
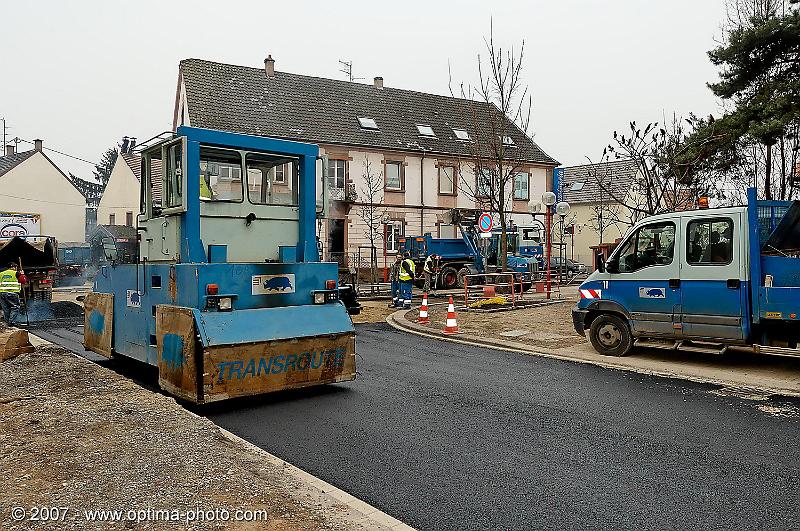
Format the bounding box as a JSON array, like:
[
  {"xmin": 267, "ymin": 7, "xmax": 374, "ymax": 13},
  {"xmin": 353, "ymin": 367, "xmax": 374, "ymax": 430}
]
[
  {"xmin": 457, "ymin": 267, "xmax": 470, "ymax": 288},
  {"xmin": 589, "ymin": 314, "xmax": 633, "ymax": 357},
  {"xmin": 439, "ymin": 266, "xmax": 459, "ymax": 289}
]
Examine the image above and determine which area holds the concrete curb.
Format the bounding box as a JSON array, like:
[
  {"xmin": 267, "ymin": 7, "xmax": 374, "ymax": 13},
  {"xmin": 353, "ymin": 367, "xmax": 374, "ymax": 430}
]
[
  {"xmin": 386, "ymin": 309, "xmax": 800, "ymax": 399},
  {"xmin": 26, "ymin": 331, "xmax": 416, "ymax": 531}
]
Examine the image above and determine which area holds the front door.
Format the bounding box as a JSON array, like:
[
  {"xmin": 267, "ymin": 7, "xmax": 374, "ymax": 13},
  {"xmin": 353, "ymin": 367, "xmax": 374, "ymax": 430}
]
[
  {"xmin": 679, "ymin": 213, "xmax": 745, "ymax": 340},
  {"xmin": 139, "ymin": 138, "xmax": 185, "ymax": 262},
  {"xmin": 606, "ymin": 220, "xmax": 680, "ymax": 337}
]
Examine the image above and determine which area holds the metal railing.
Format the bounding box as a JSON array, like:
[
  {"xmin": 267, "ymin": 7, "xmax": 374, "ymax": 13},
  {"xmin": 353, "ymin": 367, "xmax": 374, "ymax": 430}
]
[{"xmin": 463, "ymin": 272, "xmax": 523, "ymax": 308}]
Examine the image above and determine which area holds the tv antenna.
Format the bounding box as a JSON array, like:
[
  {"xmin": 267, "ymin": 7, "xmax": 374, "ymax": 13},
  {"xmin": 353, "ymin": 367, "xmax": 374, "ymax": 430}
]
[{"xmin": 339, "ymin": 60, "xmax": 364, "ymax": 82}]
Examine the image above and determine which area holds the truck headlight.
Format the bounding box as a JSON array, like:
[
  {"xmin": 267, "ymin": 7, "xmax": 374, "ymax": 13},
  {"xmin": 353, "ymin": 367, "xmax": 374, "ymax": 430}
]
[
  {"xmin": 314, "ymin": 292, "xmax": 326, "ymax": 304},
  {"xmin": 218, "ymin": 297, "xmax": 232, "ymax": 311}
]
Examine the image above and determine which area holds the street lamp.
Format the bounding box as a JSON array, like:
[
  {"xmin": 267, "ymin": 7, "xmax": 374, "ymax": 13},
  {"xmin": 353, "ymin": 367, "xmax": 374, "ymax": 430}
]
[
  {"xmin": 542, "ymin": 192, "xmax": 557, "ymax": 299},
  {"xmin": 555, "ymin": 201, "xmax": 571, "ymax": 283}
]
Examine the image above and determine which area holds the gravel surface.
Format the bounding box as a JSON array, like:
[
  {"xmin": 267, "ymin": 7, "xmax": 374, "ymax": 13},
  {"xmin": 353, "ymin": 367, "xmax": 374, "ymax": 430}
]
[
  {"xmin": 210, "ymin": 323, "xmax": 800, "ymax": 531},
  {"xmin": 0, "ymin": 345, "xmax": 362, "ymax": 530}
]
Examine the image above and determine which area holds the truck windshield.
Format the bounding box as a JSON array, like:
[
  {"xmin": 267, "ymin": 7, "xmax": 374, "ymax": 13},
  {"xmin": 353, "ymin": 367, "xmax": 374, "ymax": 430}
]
[
  {"xmin": 245, "ymin": 153, "xmax": 299, "ymax": 206},
  {"xmin": 614, "ymin": 221, "xmax": 675, "ymax": 273}
]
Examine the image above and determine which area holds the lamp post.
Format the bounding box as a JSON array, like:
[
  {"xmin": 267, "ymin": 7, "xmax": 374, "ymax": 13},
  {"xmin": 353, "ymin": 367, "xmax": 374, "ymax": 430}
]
[
  {"xmin": 542, "ymin": 191, "xmax": 557, "ymax": 299},
  {"xmin": 556, "ymin": 201, "xmax": 571, "ymax": 284}
]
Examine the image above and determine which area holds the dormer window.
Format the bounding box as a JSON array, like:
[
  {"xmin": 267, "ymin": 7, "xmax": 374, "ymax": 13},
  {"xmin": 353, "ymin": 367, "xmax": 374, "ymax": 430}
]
[
  {"xmin": 500, "ymin": 135, "xmax": 515, "ymax": 146},
  {"xmin": 453, "ymin": 129, "xmax": 471, "ymax": 141},
  {"xmin": 358, "ymin": 117, "xmax": 379, "ymax": 130},
  {"xmin": 570, "ymin": 181, "xmax": 585, "ymax": 192},
  {"xmin": 416, "ymin": 124, "xmax": 436, "ymax": 137}
]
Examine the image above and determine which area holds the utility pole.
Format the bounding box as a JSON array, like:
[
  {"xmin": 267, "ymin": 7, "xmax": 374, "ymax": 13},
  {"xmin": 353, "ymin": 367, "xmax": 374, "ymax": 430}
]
[{"xmin": 1, "ymin": 117, "xmax": 7, "ymax": 154}]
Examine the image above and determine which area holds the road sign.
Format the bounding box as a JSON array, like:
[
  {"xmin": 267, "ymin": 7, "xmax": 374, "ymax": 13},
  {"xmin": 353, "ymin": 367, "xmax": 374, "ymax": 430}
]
[{"xmin": 478, "ymin": 212, "xmax": 493, "ymax": 233}]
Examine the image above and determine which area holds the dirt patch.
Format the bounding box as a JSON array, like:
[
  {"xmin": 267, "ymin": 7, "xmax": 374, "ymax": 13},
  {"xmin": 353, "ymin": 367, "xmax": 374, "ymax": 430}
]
[
  {"xmin": 0, "ymin": 346, "xmax": 362, "ymax": 530},
  {"xmin": 409, "ymin": 295, "xmax": 586, "ymax": 349},
  {"xmin": 351, "ymin": 299, "xmax": 396, "ymax": 324}
]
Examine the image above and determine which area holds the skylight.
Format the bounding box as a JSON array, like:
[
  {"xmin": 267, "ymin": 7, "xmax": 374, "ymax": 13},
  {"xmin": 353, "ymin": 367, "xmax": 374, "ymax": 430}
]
[
  {"xmin": 358, "ymin": 117, "xmax": 379, "ymax": 130},
  {"xmin": 570, "ymin": 181, "xmax": 585, "ymax": 192},
  {"xmin": 453, "ymin": 128, "xmax": 471, "ymax": 141},
  {"xmin": 500, "ymin": 135, "xmax": 515, "ymax": 146},
  {"xmin": 416, "ymin": 124, "xmax": 436, "ymax": 137}
]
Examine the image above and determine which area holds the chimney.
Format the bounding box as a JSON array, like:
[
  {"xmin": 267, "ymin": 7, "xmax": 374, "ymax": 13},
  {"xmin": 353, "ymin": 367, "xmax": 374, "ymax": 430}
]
[
  {"xmin": 4, "ymin": 144, "xmax": 14, "ymax": 157},
  {"xmin": 33, "ymin": 139, "xmax": 43, "ymax": 151},
  {"xmin": 264, "ymin": 55, "xmax": 275, "ymax": 78},
  {"xmin": 374, "ymin": 76, "xmax": 384, "ymax": 89}
]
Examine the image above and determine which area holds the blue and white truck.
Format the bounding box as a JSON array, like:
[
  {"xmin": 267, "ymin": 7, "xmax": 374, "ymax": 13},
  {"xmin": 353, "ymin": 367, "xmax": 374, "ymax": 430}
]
[
  {"xmin": 573, "ymin": 188, "xmax": 800, "ymax": 357},
  {"xmin": 399, "ymin": 211, "xmax": 538, "ymax": 289},
  {"xmin": 83, "ymin": 127, "xmax": 357, "ymax": 404}
]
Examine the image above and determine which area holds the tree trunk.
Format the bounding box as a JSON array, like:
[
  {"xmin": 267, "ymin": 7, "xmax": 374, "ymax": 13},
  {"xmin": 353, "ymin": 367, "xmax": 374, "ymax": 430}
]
[
  {"xmin": 499, "ymin": 216, "xmax": 508, "ymax": 272},
  {"xmin": 765, "ymin": 143, "xmax": 773, "ymax": 200}
]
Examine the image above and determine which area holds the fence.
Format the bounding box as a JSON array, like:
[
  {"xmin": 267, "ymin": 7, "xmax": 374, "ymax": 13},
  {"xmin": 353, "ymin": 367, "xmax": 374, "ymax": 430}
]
[{"xmin": 463, "ymin": 272, "xmax": 524, "ymax": 308}]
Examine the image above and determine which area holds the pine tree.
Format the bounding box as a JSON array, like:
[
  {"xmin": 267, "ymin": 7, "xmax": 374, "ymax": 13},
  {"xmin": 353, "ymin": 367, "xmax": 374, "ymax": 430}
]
[{"xmin": 93, "ymin": 147, "xmax": 118, "ymax": 189}]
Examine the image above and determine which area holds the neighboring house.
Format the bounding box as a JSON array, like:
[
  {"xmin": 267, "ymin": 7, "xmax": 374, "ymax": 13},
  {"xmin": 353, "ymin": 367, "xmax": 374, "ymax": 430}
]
[
  {"xmin": 98, "ymin": 146, "xmax": 144, "ymax": 227},
  {"xmin": 0, "ymin": 140, "xmax": 87, "ymax": 242},
  {"xmin": 174, "ymin": 57, "xmax": 559, "ymax": 267},
  {"xmin": 557, "ymin": 160, "xmax": 639, "ymax": 266}
]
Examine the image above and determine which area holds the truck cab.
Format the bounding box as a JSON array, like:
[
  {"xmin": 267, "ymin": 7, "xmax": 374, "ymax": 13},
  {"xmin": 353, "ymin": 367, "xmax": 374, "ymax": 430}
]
[
  {"xmin": 574, "ymin": 205, "xmax": 751, "ymax": 355},
  {"xmin": 574, "ymin": 190, "xmax": 800, "ymax": 358}
]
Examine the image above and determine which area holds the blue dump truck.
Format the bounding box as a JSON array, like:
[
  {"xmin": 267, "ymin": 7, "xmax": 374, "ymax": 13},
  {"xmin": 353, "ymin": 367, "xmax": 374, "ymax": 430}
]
[
  {"xmin": 399, "ymin": 211, "xmax": 538, "ymax": 289},
  {"xmin": 83, "ymin": 127, "xmax": 357, "ymax": 404},
  {"xmin": 574, "ymin": 188, "xmax": 800, "ymax": 358}
]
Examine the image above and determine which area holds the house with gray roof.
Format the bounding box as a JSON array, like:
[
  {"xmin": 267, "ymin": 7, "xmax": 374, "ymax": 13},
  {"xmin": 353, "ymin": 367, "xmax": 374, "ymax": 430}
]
[
  {"xmin": 0, "ymin": 141, "xmax": 87, "ymax": 242},
  {"xmin": 174, "ymin": 56, "xmax": 559, "ymax": 265},
  {"xmin": 556, "ymin": 159, "xmax": 641, "ymax": 266}
]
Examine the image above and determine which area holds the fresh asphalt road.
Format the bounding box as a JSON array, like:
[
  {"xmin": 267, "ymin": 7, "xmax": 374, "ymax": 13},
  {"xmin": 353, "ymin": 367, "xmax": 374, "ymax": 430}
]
[{"xmin": 207, "ymin": 324, "xmax": 800, "ymax": 530}]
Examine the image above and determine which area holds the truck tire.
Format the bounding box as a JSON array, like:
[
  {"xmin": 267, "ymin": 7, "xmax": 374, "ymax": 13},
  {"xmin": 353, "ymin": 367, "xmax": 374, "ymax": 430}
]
[
  {"xmin": 439, "ymin": 266, "xmax": 459, "ymax": 290},
  {"xmin": 457, "ymin": 267, "xmax": 470, "ymax": 288},
  {"xmin": 589, "ymin": 314, "xmax": 633, "ymax": 357}
]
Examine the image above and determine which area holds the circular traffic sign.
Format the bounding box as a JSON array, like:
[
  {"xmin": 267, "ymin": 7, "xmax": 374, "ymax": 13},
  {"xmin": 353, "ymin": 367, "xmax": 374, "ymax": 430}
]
[{"xmin": 478, "ymin": 212, "xmax": 493, "ymax": 233}]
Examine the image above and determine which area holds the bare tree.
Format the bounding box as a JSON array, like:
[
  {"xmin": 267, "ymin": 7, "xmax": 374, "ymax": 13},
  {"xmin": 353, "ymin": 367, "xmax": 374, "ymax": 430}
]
[
  {"xmin": 355, "ymin": 155, "xmax": 385, "ymax": 286},
  {"xmin": 594, "ymin": 115, "xmax": 721, "ymax": 220},
  {"xmin": 450, "ymin": 21, "xmax": 533, "ymax": 272}
]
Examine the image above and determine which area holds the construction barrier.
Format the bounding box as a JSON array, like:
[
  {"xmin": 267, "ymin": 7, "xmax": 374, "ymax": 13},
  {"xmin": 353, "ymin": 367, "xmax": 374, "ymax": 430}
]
[{"xmin": 463, "ymin": 272, "xmax": 524, "ymax": 308}]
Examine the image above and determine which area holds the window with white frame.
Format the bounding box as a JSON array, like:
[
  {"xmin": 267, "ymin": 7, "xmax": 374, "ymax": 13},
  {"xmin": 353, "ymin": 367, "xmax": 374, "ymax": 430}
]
[
  {"xmin": 438, "ymin": 165, "xmax": 455, "ymax": 195},
  {"xmin": 452, "ymin": 128, "xmax": 471, "ymax": 141},
  {"xmin": 327, "ymin": 159, "xmax": 346, "ymax": 189},
  {"xmin": 386, "ymin": 222, "xmax": 403, "ymax": 253},
  {"xmin": 274, "ymin": 164, "xmax": 286, "ymax": 184},
  {"xmin": 385, "ymin": 161, "xmax": 403, "ymax": 190},
  {"xmin": 513, "ymin": 172, "xmax": 529, "ymax": 200},
  {"xmin": 416, "ymin": 124, "xmax": 436, "ymax": 137},
  {"xmin": 358, "ymin": 117, "xmax": 379, "ymax": 130}
]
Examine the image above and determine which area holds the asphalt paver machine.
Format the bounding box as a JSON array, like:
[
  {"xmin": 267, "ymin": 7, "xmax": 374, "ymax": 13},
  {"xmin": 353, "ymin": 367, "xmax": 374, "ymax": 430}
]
[{"xmin": 84, "ymin": 127, "xmax": 356, "ymax": 403}]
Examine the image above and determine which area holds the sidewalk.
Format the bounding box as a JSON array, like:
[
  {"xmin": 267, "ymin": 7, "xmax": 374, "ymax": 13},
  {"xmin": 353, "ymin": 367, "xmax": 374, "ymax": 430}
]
[
  {"xmin": 0, "ymin": 333, "xmax": 412, "ymax": 530},
  {"xmin": 389, "ymin": 301, "xmax": 800, "ymax": 398}
]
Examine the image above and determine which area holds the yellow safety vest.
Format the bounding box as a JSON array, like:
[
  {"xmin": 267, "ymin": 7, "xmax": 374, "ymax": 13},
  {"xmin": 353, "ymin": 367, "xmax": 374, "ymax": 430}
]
[
  {"xmin": 0, "ymin": 269, "xmax": 21, "ymax": 293},
  {"xmin": 200, "ymin": 176, "xmax": 212, "ymax": 200},
  {"xmin": 423, "ymin": 255, "xmax": 435, "ymax": 274},
  {"xmin": 399, "ymin": 259, "xmax": 415, "ymax": 281}
]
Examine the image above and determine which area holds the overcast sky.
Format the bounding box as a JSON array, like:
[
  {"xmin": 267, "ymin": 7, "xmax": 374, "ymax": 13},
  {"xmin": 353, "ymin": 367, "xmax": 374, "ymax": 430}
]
[{"xmin": 1, "ymin": 0, "xmax": 728, "ymax": 181}]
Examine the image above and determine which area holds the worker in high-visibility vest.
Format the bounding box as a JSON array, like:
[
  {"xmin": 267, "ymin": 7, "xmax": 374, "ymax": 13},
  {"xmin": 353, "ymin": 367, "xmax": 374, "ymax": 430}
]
[
  {"xmin": 388, "ymin": 254, "xmax": 402, "ymax": 308},
  {"xmin": 0, "ymin": 262, "xmax": 24, "ymax": 325},
  {"xmin": 423, "ymin": 253, "xmax": 439, "ymax": 296},
  {"xmin": 398, "ymin": 252, "xmax": 416, "ymax": 309}
]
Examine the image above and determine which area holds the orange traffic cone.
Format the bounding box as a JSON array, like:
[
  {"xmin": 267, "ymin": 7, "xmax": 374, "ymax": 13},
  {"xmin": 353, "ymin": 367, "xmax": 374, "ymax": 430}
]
[
  {"xmin": 443, "ymin": 296, "xmax": 460, "ymax": 334},
  {"xmin": 417, "ymin": 293, "xmax": 430, "ymax": 324}
]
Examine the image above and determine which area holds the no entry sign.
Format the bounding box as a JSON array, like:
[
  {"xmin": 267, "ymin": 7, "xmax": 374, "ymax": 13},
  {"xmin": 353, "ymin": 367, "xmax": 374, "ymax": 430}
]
[{"xmin": 478, "ymin": 212, "xmax": 493, "ymax": 233}]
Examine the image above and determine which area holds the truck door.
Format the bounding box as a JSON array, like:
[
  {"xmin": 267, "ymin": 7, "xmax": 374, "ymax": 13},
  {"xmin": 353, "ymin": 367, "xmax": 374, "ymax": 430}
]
[
  {"xmin": 139, "ymin": 138, "xmax": 185, "ymax": 262},
  {"xmin": 679, "ymin": 213, "xmax": 744, "ymax": 341},
  {"xmin": 605, "ymin": 220, "xmax": 680, "ymax": 337}
]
